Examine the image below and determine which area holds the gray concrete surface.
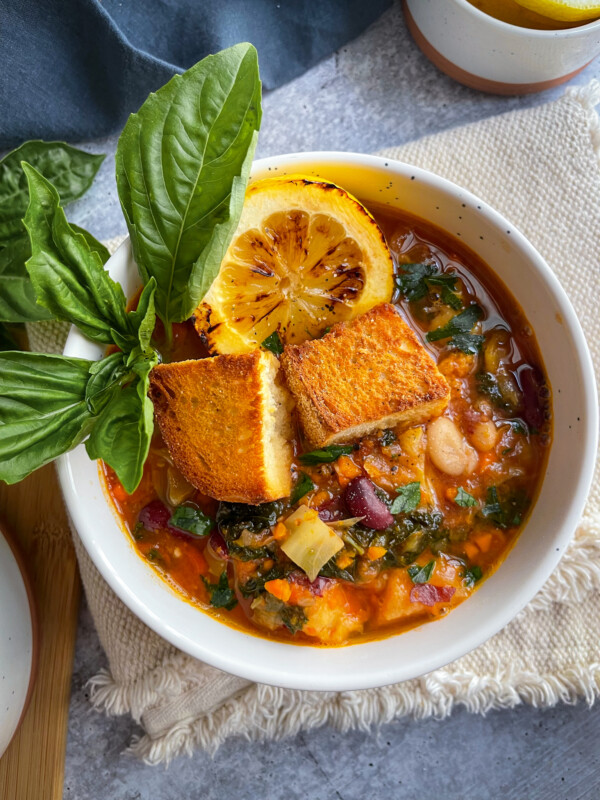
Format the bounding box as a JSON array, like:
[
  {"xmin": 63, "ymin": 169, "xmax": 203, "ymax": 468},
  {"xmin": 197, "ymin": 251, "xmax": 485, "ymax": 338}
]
[{"xmin": 63, "ymin": 3, "xmax": 600, "ymax": 797}]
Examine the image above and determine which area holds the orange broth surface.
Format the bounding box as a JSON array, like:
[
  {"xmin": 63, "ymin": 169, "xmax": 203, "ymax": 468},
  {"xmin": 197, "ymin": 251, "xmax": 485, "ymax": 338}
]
[{"xmin": 102, "ymin": 204, "xmax": 551, "ymax": 647}]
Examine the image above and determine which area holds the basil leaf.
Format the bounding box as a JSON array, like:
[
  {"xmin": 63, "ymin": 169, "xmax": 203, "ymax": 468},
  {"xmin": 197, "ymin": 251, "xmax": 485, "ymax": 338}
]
[
  {"xmin": 299, "ymin": 445, "xmax": 354, "ymax": 465},
  {"xmin": 427, "ymin": 304, "xmax": 483, "ymax": 343},
  {"xmin": 203, "ymin": 573, "xmax": 237, "ymax": 610},
  {"xmin": 261, "ymin": 330, "xmax": 283, "ymax": 355},
  {"xmin": 116, "ymin": 43, "xmax": 262, "ymax": 325},
  {"xmin": 85, "ymin": 351, "xmax": 129, "ymax": 415},
  {"xmin": 408, "ymin": 560, "xmax": 435, "ymax": 584},
  {"xmin": 0, "ymin": 351, "xmax": 95, "ymax": 484},
  {"xmin": 22, "ymin": 164, "xmax": 137, "ymax": 347},
  {"xmin": 290, "ymin": 472, "xmax": 315, "ymax": 505},
  {"xmin": 85, "ymin": 353, "xmax": 156, "ymax": 494},
  {"xmin": 169, "ymin": 505, "xmax": 212, "ymax": 537},
  {"xmin": 390, "ymin": 482, "xmax": 421, "ymax": 514},
  {"xmin": 0, "ymin": 235, "xmax": 53, "ymax": 322},
  {"xmin": 0, "ymin": 140, "xmax": 104, "ymax": 244},
  {"xmin": 455, "ymin": 487, "xmax": 477, "ymax": 508},
  {"xmin": 463, "ymin": 565, "xmax": 483, "ymax": 588}
]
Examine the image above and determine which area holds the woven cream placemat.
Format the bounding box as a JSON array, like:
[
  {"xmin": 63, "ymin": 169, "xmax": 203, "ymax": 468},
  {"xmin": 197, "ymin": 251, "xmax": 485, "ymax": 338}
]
[{"xmin": 28, "ymin": 82, "xmax": 600, "ymax": 764}]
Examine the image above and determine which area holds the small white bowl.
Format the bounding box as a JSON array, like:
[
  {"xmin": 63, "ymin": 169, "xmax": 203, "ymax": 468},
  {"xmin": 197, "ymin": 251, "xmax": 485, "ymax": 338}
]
[
  {"xmin": 58, "ymin": 153, "xmax": 597, "ymax": 691},
  {"xmin": 404, "ymin": 0, "xmax": 600, "ymax": 94}
]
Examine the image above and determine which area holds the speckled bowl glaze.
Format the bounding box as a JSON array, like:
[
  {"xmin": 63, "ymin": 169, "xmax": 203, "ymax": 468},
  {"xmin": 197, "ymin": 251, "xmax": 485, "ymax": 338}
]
[
  {"xmin": 58, "ymin": 153, "xmax": 597, "ymax": 691},
  {"xmin": 404, "ymin": 0, "xmax": 600, "ymax": 95}
]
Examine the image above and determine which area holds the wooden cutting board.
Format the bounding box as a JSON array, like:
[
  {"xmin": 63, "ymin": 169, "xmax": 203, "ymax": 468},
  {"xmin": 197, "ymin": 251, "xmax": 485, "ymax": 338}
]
[{"xmin": 0, "ymin": 464, "xmax": 81, "ymax": 800}]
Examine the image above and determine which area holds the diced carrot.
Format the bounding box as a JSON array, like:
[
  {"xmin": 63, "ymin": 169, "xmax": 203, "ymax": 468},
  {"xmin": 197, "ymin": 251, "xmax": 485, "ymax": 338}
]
[
  {"xmin": 310, "ymin": 490, "xmax": 330, "ymax": 508},
  {"xmin": 474, "ymin": 533, "xmax": 492, "ymax": 553},
  {"xmin": 445, "ymin": 487, "xmax": 457, "ymax": 501},
  {"xmin": 464, "ymin": 542, "xmax": 479, "ymax": 560},
  {"xmin": 265, "ymin": 579, "xmax": 292, "ymax": 603},
  {"xmin": 336, "ymin": 551, "xmax": 355, "ymax": 570},
  {"xmin": 335, "ymin": 455, "xmax": 362, "ymax": 479},
  {"xmin": 366, "ymin": 546, "xmax": 387, "ymax": 561},
  {"xmin": 262, "ymin": 558, "xmax": 274, "ymax": 571},
  {"xmin": 272, "ymin": 522, "xmax": 288, "ymax": 541}
]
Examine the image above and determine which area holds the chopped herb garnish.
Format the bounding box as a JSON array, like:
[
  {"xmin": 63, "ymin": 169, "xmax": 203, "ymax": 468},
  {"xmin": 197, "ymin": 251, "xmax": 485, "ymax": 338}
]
[
  {"xmin": 396, "ymin": 262, "xmax": 437, "ymax": 301},
  {"xmin": 426, "ymin": 275, "xmax": 462, "ymax": 310},
  {"xmin": 396, "ymin": 262, "xmax": 463, "ymax": 310},
  {"xmin": 133, "ymin": 521, "xmax": 145, "ymax": 540},
  {"xmin": 379, "ymin": 428, "xmax": 396, "ymax": 446},
  {"xmin": 203, "ymin": 573, "xmax": 237, "ymax": 610},
  {"xmin": 390, "ymin": 482, "xmax": 421, "ymax": 514},
  {"xmin": 454, "ymin": 487, "xmax": 477, "ymax": 508},
  {"xmin": 426, "ymin": 304, "xmax": 483, "ymax": 350},
  {"xmin": 299, "ymin": 444, "xmax": 354, "ymax": 464},
  {"xmin": 509, "ymin": 420, "xmax": 527, "ymax": 435},
  {"xmin": 448, "ymin": 332, "xmax": 485, "ymax": 354},
  {"xmin": 408, "ymin": 559, "xmax": 435, "ymax": 584},
  {"xmin": 463, "ymin": 565, "xmax": 483, "ymax": 588},
  {"xmin": 261, "ymin": 330, "xmax": 283, "ymax": 355},
  {"xmin": 169, "ymin": 504, "xmax": 212, "ymax": 537},
  {"xmin": 321, "ymin": 326, "xmax": 332, "ymax": 337},
  {"xmin": 290, "ymin": 471, "xmax": 315, "ymax": 505},
  {"xmin": 147, "ymin": 548, "xmax": 162, "ymax": 563}
]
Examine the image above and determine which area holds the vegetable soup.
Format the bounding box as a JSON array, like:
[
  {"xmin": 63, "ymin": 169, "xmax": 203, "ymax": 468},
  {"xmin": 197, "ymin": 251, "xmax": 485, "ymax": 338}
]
[{"xmin": 102, "ymin": 204, "xmax": 551, "ymax": 647}]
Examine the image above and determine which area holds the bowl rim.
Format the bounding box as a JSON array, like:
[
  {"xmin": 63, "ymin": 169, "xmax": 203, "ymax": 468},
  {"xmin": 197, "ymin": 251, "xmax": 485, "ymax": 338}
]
[
  {"xmin": 58, "ymin": 151, "xmax": 598, "ymax": 690},
  {"xmin": 446, "ymin": 0, "xmax": 600, "ymax": 36}
]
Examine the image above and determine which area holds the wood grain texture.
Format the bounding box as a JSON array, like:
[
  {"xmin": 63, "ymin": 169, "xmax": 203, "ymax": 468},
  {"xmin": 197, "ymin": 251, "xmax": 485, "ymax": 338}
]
[{"xmin": 0, "ymin": 464, "xmax": 80, "ymax": 800}]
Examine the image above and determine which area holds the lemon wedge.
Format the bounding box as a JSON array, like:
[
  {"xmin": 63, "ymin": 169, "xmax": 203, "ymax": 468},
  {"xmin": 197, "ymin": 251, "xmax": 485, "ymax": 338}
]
[
  {"xmin": 513, "ymin": 0, "xmax": 600, "ymax": 20},
  {"xmin": 194, "ymin": 176, "xmax": 394, "ymax": 354}
]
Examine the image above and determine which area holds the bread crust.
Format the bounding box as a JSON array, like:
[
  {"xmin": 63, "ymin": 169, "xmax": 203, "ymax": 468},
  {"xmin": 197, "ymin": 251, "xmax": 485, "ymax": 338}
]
[
  {"xmin": 281, "ymin": 303, "xmax": 450, "ymax": 447},
  {"xmin": 149, "ymin": 351, "xmax": 292, "ymax": 504}
]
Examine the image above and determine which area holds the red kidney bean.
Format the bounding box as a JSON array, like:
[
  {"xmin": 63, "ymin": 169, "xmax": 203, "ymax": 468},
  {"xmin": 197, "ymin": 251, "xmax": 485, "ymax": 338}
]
[
  {"xmin": 344, "ymin": 477, "xmax": 394, "ymax": 530},
  {"xmin": 138, "ymin": 500, "xmax": 171, "ymax": 531},
  {"xmin": 207, "ymin": 530, "xmax": 229, "ymax": 560},
  {"xmin": 317, "ymin": 495, "xmax": 348, "ymax": 522},
  {"xmin": 288, "ymin": 571, "xmax": 332, "ymax": 596},
  {"xmin": 518, "ymin": 365, "xmax": 546, "ymax": 431}
]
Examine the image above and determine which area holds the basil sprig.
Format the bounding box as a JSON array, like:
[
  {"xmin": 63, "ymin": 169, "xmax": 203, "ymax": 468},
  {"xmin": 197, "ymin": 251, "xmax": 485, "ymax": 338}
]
[
  {"xmin": 116, "ymin": 42, "xmax": 262, "ymax": 330},
  {"xmin": 0, "ymin": 45, "xmax": 264, "ymax": 494}
]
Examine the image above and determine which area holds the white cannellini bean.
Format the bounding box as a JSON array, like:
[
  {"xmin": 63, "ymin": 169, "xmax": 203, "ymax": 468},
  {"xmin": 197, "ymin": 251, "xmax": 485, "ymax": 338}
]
[
  {"xmin": 427, "ymin": 416, "xmax": 477, "ymax": 476},
  {"xmin": 471, "ymin": 420, "xmax": 499, "ymax": 453}
]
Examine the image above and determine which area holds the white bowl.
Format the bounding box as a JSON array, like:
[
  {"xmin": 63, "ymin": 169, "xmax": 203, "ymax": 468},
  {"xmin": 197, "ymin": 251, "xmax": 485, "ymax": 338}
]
[
  {"xmin": 58, "ymin": 153, "xmax": 597, "ymax": 691},
  {"xmin": 404, "ymin": 0, "xmax": 600, "ymax": 95}
]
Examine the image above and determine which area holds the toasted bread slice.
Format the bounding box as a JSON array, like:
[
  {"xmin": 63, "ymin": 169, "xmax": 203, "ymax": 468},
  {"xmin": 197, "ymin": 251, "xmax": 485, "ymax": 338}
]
[
  {"xmin": 280, "ymin": 303, "xmax": 450, "ymax": 447},
  {"xmin": 149, "ymin": 351, "xmax": 293, "ymax": 504}
]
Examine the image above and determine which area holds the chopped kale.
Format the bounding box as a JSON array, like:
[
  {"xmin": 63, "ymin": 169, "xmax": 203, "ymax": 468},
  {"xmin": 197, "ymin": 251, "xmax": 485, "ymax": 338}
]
[
  {"xmin": 261, "ymin": 330, "xmax": 283, "ymax": 355},
  {"xmin": 281, "ymin": 604, "xmax": 307, "ymax": 634},
  {"xmin": 203, "ymin": 573, "xmax": 237, "ymax": 610},
  {"xmin": 463, "ymin": 565, "xmax": 483, "ymax": 588},
  {"xmin": 299, "ymin": 444, "xmax": 354, "ymax": 464},
  {"xmin": 448, "ymin": 332, "xmax": 485, "ymax": 354},
  {"xmin": 408, "ymin": 560, "xmax": 435, "ymax": 584},
  {"xmin": 390, "ymin": 481, "xmax": 421, "ymax": 514},
  {"xmin": 481, "ymin": 485, "xmax": 529, "ymax": 529},
  {"xmin": 216, "ymin": 500, "xmax": 285, "ymax": 541},
  {"xmin": 476, "ymin": 371, "xmax": 522, "ymax": 414},
  {"xmin": 319, "ymin": 556, "xmax": 357, "ymax": 582},
  {"xmin": 169, "ymin": 504, "xmax": 212, "ymax": 537},
  {"xmin": 290, "ymin": 472, "xmax": 315, "ymax": 505},
  {"xmin": 454, "ymin": 487, "xmax": 477, "ymax": 508},
  {"xmin": 227, "ymin": 544, "xmax": 274, "ymax": 561}
]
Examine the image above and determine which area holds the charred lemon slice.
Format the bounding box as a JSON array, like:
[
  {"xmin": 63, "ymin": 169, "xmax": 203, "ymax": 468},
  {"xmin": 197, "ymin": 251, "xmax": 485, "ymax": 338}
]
[{"xmin": 194, "ymin": 176, "xmax": 394, "ymax": 354}]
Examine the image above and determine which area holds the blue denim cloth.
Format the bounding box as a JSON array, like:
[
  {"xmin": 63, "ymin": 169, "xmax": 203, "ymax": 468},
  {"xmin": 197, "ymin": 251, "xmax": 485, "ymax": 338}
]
[{"xmin": 1, "ymin": 0, "xmax": 391, "ymax": 149}]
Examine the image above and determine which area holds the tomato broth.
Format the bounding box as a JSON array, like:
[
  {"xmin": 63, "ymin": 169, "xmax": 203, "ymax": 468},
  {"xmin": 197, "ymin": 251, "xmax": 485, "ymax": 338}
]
[{"xmin": 102, "ymin": 203, "xmax": 551, "ymax": 647}]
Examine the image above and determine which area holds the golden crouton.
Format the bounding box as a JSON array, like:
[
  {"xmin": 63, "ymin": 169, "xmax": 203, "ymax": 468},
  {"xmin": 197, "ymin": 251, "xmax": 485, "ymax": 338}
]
[
  {"xmin": 149, "ymin": 351, "xmax": 293, "ymax": 504},
  {"xmin": 280, "ymin": 303, "xmax": 449, "ymax": 447}
]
